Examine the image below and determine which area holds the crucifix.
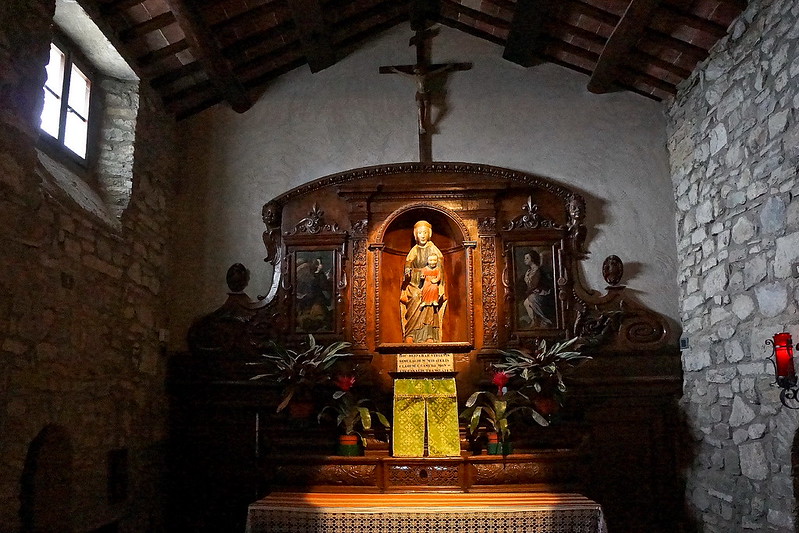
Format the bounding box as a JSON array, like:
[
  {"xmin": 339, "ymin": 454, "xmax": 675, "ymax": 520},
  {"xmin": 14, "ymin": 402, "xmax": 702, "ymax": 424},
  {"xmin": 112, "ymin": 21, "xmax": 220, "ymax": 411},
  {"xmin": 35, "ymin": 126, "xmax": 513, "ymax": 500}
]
[{"xmin": 379, "ymin": 25, "xmax": 471, "ymax": 163}]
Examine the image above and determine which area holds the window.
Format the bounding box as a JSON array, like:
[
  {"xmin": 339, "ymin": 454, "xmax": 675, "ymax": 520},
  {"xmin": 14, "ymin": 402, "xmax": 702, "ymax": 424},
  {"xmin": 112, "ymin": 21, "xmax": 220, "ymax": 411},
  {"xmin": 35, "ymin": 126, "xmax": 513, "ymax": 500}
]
[{"xmin": 41, "ymin": 39, "xmax": 92, "ymax": 161}]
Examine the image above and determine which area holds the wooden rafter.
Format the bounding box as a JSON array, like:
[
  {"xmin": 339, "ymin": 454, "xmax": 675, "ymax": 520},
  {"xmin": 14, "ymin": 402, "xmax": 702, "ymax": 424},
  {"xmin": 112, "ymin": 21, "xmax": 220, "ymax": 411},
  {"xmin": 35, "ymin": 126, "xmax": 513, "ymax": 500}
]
[
  {"xmin": 166, "ymin": 0, "xmax": 252, "ymax": 113},
  {"xmin": 440, "ymin": 0, "xmax": 510, "ymax": 31},
  {"xmin": 503, "ymin": 0, "xmax": 551, "ymax": 67},
  {"xmin": 658, "ymin": 5, "xmax": 728, "ymax": 38},
  {"xmin": 588, "ymin": 0, "xmax": 662, "ymax": 94},
  {"xmin": 287, "ymin": 0, "xmax": 337, "ymax": 73},
  {"xmin": 119, "ymin": 12, "xmax": 175, "ymax": 41},
  {"xmin": 137, "ymin": 40, "xmax": 189, "ymax": 67},
  {"xmin": 101, "ymin": 0, "xmax": 146, "ymax": 15}
]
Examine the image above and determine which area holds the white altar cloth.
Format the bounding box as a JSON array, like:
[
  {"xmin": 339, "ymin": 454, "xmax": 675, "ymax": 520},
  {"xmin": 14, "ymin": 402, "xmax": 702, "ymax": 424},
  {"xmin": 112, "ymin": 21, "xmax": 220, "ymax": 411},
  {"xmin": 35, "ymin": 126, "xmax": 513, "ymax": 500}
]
[{"xmin": 246, "ymin": 492, "xmax": 608, "ymax": 533}]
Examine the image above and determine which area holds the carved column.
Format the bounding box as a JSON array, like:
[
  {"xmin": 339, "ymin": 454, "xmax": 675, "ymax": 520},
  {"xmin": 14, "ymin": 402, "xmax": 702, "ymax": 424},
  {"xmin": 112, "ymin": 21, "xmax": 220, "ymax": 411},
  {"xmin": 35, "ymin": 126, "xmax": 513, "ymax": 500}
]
[
  {"xmin": 350, "ymin": 219, "xmax": 369, "ymax": 353},
  {"xmin": 478, "ymin": 217, "xmax": 499, "ymax": 351}
]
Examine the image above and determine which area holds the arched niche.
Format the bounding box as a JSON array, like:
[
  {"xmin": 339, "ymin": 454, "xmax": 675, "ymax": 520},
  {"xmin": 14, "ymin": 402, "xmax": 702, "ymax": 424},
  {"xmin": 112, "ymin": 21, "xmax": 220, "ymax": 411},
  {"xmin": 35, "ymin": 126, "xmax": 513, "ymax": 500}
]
[
  {"xmin": 372, "ymin": 202, "xmax": 475, "ymax": 349},
  {"xmin": 20, "ymin": 425, "xmax": 74, "ymax": 533}
]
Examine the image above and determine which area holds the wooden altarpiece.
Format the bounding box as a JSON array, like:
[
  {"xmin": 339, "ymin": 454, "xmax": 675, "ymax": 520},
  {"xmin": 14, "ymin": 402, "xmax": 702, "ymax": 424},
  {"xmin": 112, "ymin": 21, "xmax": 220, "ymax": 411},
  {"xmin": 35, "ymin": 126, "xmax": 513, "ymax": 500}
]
[{"xmin": 171, "ymin": 163, "xmax": 683, "ymax": 533}]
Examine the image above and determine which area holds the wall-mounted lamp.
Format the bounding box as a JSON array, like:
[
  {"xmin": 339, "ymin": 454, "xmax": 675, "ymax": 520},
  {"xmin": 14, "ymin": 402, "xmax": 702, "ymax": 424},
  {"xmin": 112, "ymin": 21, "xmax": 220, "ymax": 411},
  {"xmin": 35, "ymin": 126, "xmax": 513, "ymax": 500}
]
[{"xmin": 767, "ymin": 332, "xmax": 798, "ymax": 409}]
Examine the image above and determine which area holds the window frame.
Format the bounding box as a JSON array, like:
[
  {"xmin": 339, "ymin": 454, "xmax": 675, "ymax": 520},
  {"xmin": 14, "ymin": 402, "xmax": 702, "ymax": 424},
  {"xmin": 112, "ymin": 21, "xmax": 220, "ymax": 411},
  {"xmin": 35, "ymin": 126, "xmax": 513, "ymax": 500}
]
[{"xmin": 38, "ymin": 30, "xmax": 99, "ymax": 177}]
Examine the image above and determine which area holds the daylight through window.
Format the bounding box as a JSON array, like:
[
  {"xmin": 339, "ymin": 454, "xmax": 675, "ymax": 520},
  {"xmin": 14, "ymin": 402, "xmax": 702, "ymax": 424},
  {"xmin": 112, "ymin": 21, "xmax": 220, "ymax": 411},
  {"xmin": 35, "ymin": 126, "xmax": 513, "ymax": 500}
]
[{"xmin": 41, "ymin": 41, "xmax": 91, "ymax": 159}]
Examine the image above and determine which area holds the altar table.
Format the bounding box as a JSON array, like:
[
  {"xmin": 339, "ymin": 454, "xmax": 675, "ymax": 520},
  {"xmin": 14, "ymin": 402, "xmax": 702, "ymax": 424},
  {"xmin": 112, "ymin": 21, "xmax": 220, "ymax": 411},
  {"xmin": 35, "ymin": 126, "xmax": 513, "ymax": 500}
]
[{"xmin": 245, "ymin": 492, "xmax": 608, "ymax": 533}]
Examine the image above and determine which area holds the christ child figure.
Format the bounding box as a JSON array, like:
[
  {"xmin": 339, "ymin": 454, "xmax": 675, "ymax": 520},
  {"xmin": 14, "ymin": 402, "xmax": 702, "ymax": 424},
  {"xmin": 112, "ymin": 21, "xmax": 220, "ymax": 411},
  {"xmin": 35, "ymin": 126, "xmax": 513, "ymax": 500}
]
[{"xmin": 419, "ymin": 254, "xmax": 444, "ymax": 309}]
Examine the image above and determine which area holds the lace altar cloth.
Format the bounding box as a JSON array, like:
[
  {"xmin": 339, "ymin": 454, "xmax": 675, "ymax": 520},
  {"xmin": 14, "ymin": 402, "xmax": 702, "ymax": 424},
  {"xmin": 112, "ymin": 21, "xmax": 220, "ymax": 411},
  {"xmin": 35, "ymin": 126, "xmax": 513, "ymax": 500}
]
[{"xmin": 246, "ymin": 492, "xmax": 608, "ymax": 533}]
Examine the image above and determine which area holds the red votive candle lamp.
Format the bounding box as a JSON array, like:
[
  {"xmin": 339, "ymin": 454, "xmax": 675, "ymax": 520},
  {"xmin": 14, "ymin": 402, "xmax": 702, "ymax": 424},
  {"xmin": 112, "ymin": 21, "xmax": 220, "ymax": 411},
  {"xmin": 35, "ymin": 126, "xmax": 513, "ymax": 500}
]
[{"xmin": 773, "ymin": 332, "xmax": 796, "ymax": 387}]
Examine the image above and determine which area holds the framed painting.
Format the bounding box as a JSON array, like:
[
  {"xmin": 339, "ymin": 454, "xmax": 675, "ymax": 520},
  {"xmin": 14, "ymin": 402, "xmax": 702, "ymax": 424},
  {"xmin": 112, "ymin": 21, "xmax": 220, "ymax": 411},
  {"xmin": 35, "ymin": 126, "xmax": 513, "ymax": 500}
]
[
  {"xmin": 508, "ymin": 242, "xmax": 562, "ymax": 334},
  {"xmin": 292, "ymin": 249, "xmax": 339, "ymax": 334}
]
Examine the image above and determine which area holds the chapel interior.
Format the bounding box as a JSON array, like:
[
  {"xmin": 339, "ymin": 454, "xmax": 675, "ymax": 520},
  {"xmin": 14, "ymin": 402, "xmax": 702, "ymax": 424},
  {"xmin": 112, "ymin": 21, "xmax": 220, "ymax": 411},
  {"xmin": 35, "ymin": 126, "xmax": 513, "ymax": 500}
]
[{"xmin": 2, "ymin": 0, "xmax": 798, "ymax": 532}]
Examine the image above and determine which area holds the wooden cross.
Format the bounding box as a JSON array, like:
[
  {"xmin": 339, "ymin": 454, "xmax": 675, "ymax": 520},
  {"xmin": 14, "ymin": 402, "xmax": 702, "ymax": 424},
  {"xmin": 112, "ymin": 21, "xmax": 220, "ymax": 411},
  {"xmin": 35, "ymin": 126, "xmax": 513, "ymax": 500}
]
[{"xmin": 380, "ymin": 26, "xmax": 471, "ymax": 163}]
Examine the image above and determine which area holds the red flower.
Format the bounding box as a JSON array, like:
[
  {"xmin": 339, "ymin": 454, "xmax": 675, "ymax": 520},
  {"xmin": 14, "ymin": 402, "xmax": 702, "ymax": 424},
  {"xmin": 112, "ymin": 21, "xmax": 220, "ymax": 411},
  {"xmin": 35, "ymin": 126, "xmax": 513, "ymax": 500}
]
[
  {"xmin": 491, "ymin": 371, "xmax": 510, "ymax": 394},
  {"xmin": 334, "ymin": 375, "xmax": 356, "ymax": 391}
]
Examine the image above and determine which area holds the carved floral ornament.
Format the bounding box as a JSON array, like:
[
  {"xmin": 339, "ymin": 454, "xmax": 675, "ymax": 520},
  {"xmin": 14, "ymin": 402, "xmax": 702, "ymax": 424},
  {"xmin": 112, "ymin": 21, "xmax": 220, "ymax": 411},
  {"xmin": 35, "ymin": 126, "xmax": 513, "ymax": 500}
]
[
  {"xmin": 286, "ymin": 203, "xmax": 341, "ymax": 236},
  {"xmin": 505, "ymin": 196, "xmax": 562, "ymax": 231}
]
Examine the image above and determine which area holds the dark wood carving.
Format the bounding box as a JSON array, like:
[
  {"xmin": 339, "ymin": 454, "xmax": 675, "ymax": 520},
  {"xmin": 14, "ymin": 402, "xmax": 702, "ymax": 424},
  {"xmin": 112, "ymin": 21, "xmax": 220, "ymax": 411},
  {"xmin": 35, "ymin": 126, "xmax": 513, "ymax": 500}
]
[
  {"xmin": 187, "ymin": 162, "xmax": 673, "ymax": 356},
  {"xmin": 505, "ymin": 196, "xmax": 563, "ymax": 230},
  {"xmin": 177, "ymin": 162, "xmax": 681, "ymax": 533},
  {"xmin": 478, "ymin": 217, "xmax": 499, "ymax": 349},
  {"xmin": 350, "ymin": 220, "xmax": 369, "ymax": 351},
  {"xmin": 286, "ymin": 203, "xmax": 340, "ymax": 235}
]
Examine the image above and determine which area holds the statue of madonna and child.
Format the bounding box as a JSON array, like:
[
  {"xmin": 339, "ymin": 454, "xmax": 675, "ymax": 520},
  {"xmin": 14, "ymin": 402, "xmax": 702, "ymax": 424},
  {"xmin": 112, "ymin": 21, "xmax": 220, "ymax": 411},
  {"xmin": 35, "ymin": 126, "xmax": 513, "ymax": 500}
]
[
  {"xmin": 400, "ymin": 220, "xmax": 447, "ymax": 343},
  {"xmin": 393, "ymin": 220, "xmax": 459, "ymax": 457}
]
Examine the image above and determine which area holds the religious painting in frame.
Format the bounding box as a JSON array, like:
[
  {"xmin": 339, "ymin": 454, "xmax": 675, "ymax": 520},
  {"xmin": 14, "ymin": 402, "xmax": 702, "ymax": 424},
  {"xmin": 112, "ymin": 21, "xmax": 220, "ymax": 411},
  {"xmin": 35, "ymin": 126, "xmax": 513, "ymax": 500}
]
[
  {"xmin": 507, "ymin": 241, "xmax": 563, "ymax": 334},
  {"xmin": 291, "ymin": 249, "xmax": 339, "ymax": 335}
]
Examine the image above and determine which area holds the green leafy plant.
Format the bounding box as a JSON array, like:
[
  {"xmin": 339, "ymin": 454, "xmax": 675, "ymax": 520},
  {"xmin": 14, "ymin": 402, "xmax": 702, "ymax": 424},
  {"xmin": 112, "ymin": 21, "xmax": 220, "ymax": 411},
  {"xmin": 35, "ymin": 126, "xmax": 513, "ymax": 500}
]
[
  {"xmin": 493, "ymin": 337, "xmax": 590, "ymax": 398},
  {"xmin": 461, "ymin": 338, "xmax": 590, "ymax": 444},
  {"xmin": 461, "ymin": 371, "xmax": 544, "ymax": 444},
  {"xmin": 249, "ymin": 334, "xmax": 352, "ymax": 413},
  {"xmin": 318, "ymin": 375, "xmax": 390, "ymax": 441}
]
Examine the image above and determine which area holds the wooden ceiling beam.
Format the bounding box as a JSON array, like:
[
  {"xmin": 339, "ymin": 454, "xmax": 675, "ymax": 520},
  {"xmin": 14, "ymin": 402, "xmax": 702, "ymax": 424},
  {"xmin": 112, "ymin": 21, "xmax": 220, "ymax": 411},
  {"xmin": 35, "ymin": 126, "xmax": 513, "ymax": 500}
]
[
  {"xmin": 644, "ymin": 29, "xmax": 708, "ymax": 62},
  {"xmin": 437, "ymin": 17, "xmax": 505, "ymax": 46},
  {"xmin": 119, "ymin": 12, "xmax": 176, "ymax": 41},
  {"xmin": 334, "ymin": 7, "xmax": 409, "ymax": 52},
  {"xmin": 566, "ymin": 0, "xmax": 619, "ymax": 27},
  {"xmin": 630, "ymin": 49, "xmax": 691, "ymax": 79},
  {"xmin": 166, "ymin": 0, "xmax": 253, "ymax": 113},
  {"xmin": 223, "ymin": 21, "xmax": 297, "ymax": 60},
  {"xmin": 150, "ymin": 60, "xmax": 204, "ymax": 89},
  {"xmin": 100, "ymin": 0, "xmax": 146, "ymax": 15},
  {"xmin": 503, "ymin": 0, "xmax": 552, "ymax": 67},
  {"xmin": 137, "ymin": 39, "xmax": 189, "ymax": 67},
  {"xmin": 481, "ymin": 0, "xmax": 516, "ymax": 11},
  {"xmin": 287, "ymin": 0, "xmax": 337, "ymax": 72},
  {"xmin": 331, "ymin": 0, "xmax": 407, "ymax": 32},
  {"xmin": 657, "ymin": 5, "xmax": 728, "ymax": 38},
  {"xmin": 440, "ymin": 0, "xmax": 510, "ymax": 31},
  {"xmin": 588, "ymin": 0, "xmax": 661, "ymax": 94}
]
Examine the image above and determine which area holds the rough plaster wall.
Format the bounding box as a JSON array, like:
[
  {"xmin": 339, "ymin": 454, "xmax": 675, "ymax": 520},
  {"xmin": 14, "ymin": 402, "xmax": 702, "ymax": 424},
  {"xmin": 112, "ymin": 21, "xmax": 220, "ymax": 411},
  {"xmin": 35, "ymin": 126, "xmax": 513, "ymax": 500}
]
[
  {"xmin": 170, "ymin": 25, "xmax": 678, "ymax": 348},
  {"xmin": 667, "ymin": 0, "xmax": 799, "ymax": 530}
]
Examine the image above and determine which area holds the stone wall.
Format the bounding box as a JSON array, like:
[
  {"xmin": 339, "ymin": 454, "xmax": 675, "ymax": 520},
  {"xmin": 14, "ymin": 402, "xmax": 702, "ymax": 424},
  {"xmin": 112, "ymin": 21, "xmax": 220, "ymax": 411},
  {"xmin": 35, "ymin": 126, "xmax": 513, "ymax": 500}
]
[
  {"xmin": 0, "ymin": 1, "xmax": 177, "ymax": 532},
  {"xmin": 96, "ymin": 77, "xmax": 139, "ymax": 218},
  {"xmin": 666, "ymin": 0, "xmax": 799, "ymax": 530}
]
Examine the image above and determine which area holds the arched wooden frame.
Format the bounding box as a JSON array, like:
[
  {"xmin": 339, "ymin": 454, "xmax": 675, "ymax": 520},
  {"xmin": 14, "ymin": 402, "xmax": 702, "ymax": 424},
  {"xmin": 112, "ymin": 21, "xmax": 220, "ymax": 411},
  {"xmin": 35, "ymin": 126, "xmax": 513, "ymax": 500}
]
[{"xmin": 370, "ymin": 202, "xmax": 476, "ymax": 353}]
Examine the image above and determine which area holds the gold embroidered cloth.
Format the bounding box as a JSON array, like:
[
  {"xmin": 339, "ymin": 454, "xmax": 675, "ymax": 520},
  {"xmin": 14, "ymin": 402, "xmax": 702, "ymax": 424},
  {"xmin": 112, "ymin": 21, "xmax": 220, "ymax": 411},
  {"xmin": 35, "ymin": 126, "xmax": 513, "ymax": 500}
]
[
  {"xmin": 392, "ymin": 378, "xmax": 460, "ymax": 457},
  {"xmin": 246, "ymin": 492, "xmax": 608, "ymax": 533}
]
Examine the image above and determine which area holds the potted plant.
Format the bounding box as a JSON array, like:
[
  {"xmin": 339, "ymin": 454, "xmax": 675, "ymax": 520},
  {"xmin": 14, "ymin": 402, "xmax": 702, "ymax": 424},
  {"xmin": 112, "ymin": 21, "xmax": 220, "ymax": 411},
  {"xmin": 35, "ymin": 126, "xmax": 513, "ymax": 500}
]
[
  {"xmin": 493, "ymin": 337, "xmax": 590, "ymax": 414},
  {"xmin": 318, "ymin": 374, "xmax": 390, "ymax": 456},
  {"xmin": 461, "ymin": 337, "xmax": 589, "ymax": 454},
  {"xmin": 249, "ymin": 334, "xmax": 352, "ymax": 415},
  {"xmin": 461, "ymin": 371, "xmax": 537, "ymax": 455}
]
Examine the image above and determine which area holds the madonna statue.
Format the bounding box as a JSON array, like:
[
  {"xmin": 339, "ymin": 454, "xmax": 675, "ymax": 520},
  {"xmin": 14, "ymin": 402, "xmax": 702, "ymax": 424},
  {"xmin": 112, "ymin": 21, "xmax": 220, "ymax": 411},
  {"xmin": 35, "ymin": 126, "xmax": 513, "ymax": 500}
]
[{"xmin": 400, "ymin": 220, "xmax": 447, "ymax": 342}]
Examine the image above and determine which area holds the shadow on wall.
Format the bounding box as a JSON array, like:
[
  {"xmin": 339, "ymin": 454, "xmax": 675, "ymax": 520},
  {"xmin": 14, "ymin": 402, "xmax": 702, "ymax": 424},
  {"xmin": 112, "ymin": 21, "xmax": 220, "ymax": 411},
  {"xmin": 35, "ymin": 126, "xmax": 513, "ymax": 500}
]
[{"xmin": 20, "ymin": 425, "xmax": 74, "ymax": 533}]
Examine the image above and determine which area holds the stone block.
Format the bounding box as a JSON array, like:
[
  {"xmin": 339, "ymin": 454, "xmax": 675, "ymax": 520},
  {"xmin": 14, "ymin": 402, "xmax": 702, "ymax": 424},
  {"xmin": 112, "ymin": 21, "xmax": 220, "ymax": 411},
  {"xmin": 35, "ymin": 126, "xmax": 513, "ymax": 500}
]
[
  {"xmin": 754, "ymin": 282, "xmax": 788, "ymax": 317},
  {"xmin": 740, "ymin": 441, "xmax": 769, "ymax": 480},
  {"xmin": 729, "ymin": 395, "xmax": 756, "ymax": 426}
]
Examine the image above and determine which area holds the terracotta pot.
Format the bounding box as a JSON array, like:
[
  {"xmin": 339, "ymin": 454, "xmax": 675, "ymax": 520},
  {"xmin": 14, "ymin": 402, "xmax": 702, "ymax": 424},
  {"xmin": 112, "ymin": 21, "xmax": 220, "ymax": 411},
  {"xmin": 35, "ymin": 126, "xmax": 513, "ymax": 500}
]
[
  {"xmin": 337, "ymin": 434, "xmax": 363, "ymax": 456},
  {"xmin": 288, "ymin": 400, "xmax": 315, "ymax": 419}
]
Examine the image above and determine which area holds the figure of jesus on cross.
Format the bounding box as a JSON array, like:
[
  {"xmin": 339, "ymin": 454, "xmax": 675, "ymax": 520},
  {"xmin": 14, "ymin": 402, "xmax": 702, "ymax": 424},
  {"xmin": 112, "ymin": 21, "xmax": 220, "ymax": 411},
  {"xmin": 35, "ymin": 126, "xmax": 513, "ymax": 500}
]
[{"xmin": 380, "ymin": 27, "xmax": 471, "ymax": 162}]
